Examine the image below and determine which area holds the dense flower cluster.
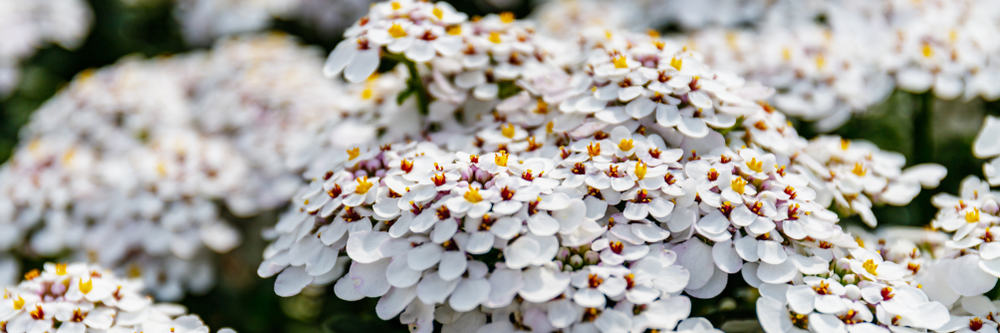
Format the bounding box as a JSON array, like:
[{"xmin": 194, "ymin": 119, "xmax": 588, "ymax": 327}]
[
  {"xmin": 0, "ymin": 34, "xmax": 395, "ymax": 299},
  {"xmin": 3, "ymin": 0, "xmax": 999, "ymax": 332},
  {"xmin": 0, "ymin": 0, "xmax": 91, "ymax": 96},
  {"xmin": 533, "ymin": 0, "xmax": 1000, "ymax": 131},
  {"xmin": 0, "ymin": 262, "xmax": 232, "ymax": 333},
  {"xmin": 170, "ymin": 0, "xmax": 378, "ymax": 44},
  {"xmin": 254, "ymin": 1, "xmax": 967, "ymax": 332}
]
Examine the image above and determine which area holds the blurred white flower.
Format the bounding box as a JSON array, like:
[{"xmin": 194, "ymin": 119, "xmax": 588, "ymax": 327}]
[{"xmin": 0, "ymin": 262, "xmax": 232, "ymax": 333}]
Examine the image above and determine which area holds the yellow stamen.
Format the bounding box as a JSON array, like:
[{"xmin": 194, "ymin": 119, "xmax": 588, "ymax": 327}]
[
  {"xmin": 815, "ymin": 54, "xmax": 826, "ymax": 69},
  {"xmin": 432, "ymin": 7, "xmax": 443, "ymax": 20},
  {"xmin": 55, "ymin": 263, "xmax": 67, "ymax": 276},
  {"xmin": 921, "ymin": 43, "xmax": 934, "ymax": 58},
  {"xmin": 347, "ymin": 147, "xmax": 361, "ymax": 160},
  {"xmin": 781, "ymin": 47, "xmax": 791, "ymax": 61},
  {"xmin": 746, "ymin": 157, "xmax": 763, "ymax": 173},
  {"xmin": 967, "ymin": 208, "xmax": 981, "ymax": 223},
  {"xmin": 489, "ymin": 32, "xmax": 502, "ymax": 44},
  {"xmin": 852, "ymin": 162, "xmax": 867, "ymax": 177},
  {"xmin": 840, "ymin": 138, "xmax": 850, "ymax": 150},
  {"xmin": 862, "ymin": 259, "xmax": 878, "ymax": 276},
  {"xmin": 447, "ymin": 25, "xmax": 462, "ymax": 35},
  {"xmin": 12, "ymin": 296, "xmax": 24, "ymax": 310},
  {"xmin": 612, "ymin": 55, "xmax": 628, "ymax": 69},
  {"xmin": 731, "ymin": 177, "xmax": 747, "ymax": 194},
  {"xmin": 634, "ymin": 162, "xmax": 647, "ymax": 180},
  {"xmin": 390, "ymin": 1, "xmax": 401, "ymax": 10},
  {"xmin": 62, "ymin": 148, "xmax": 76, "ymax": 165},
  {"xmin": 669, "ymin": 57, "xmax": 682, "ymax": 71},
  {"xmin": 388, "ymin": 23, "xmax": 407, "ymax": 38},
  {"xmin": 156, "ymin": 161, "xmax": 167, "ymax": 177},
  {"xmin": 617, "ymin": 138, "xmax": 634, "ymax": 152},
  {"xmin": 501, "ymin": 124, "xmax": 516, "ymax": 139},
  {"xmin": 499, "ymin": 12, "xmax": 515, "ymax": 23},
  {"xmin": 79, "ymin": 278, "xmax": 93, "ymax": 294},
  {"xmin": 355, "ymin": 176, "xmax": 374, "ymax": 194},
  {"xmin": 494, "ymin": 151, "xmax": 509, "ymax": 167},
  {"xmin": 587, "ymin": 142, "xmax": 601, "ymax": 157},
  {"xmin": 464, "ymin": 186, "xmax": 483, "ymax": 203}
]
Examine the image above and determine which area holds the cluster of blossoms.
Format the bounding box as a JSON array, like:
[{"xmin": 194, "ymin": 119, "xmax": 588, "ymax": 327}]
[
  {"xmin": 167, "ymin": 0, "xmax": 378, "ymax": 45},
  {"xmin": 916, "ymin": 118, "xmax": 1000, "ymax": 322},
  {"xmin": 0, "ymin": 0, "xmax": 92, "ymax": 96},
  {"xmin": 532, "ymin": 0, "xmax": 1000, "ymax": 130},
  {"xmin": 0, "ymin": 34, "xmax": 404, "ymax": 299},
  {"xmin": 0, "ymin": 262, "xmax": 232, "ymax": 333},
  {"xmin": 255, "ymin": 1, "xmax": 970, "ymax": 332},
  {"xmin": 686, "ymin": 0, "xmax": 1000, "ymax": 129}
]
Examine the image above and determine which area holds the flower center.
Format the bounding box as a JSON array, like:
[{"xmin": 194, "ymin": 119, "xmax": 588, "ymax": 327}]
[
  {"xmin": 862, "ymin": 259, "xmax": 878, "ymax": 276},
  {"xmin": 464, "ymin": 187, "xmax": 483, "ymax": 203},
  {"xmin": 746, "ymin": 157, "xmax": 763, "ymax": 173},
  {"xmin": 494, "ymin": 151, "xmax": 509, "ymax": 167},
  {"xmin": 852, "ymin": 162, "xmax": 867, "ymax": 177},
  {"xmin": 501, "ymin": 124, "xmax": 516, "ymax": 138},
  {"xmin": 669, "ymin": 57, "xmax": 682, "ymax": 71},
  {"xmin": 388, "ymin": 23, "xmax": 408, "ymax": 38},
  {"xmin": 587, "ymin": 142, "xmax": 601, "ymax": 157},
  {"xmin": 355, "ymin": 176, "xmax": 374, "ymax": 194},
  {"xmin": 967, "ymin": 208, "xmax": 981, "ymax": 223},
  {"xmin": 612, "ymin": 55, "xmax": 628, "ymax": 69},
  {"xmin": 731, "ymin": 177, "xmax": 746, "ymax": 194},
  {"xmin": 634, "ymin": 162, "xmax": 647, "ymax": 180}
]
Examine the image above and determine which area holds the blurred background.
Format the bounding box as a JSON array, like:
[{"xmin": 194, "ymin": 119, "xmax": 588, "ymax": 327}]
[{"xmin": 0, "ymin": 0, "xmax": 997, "ymax": 332}]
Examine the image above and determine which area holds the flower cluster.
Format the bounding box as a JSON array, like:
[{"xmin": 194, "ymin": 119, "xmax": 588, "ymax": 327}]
[
  {"xmin": 0, "ymin": 262, "xmax": 232, "ymax": 333},
  {"xmin": 257, "ymin": 1, "xmax": 957, "ymax": 332},
  {"xmin": 0, "ymin": 0, "xmax": 91, "ymax": 96},
  {"xmin": 534, "ymin": 0, "xmax": 1000, "ymax": 130},
  {"xmin": 0, "ymin": 34, "xmax": 398, "ymax": 299}
]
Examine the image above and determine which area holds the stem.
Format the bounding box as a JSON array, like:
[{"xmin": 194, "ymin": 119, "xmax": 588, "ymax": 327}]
[
  {"xmin": 913, "ymin": 92, "xmax": 934, "ymax": 164},
  {"xmin": 402, "ymin": 59, "xmax": 430, "ymax": 116},
  {"xmin": 384, "ymin": 52, "xmax": 430, "ymax": 117}
]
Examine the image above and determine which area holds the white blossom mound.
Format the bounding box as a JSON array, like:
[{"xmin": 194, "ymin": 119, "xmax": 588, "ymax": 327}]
[
  {"xmin": 0, "ymin": 34, "xmax": 388, "ymax": 299},
  {"xmin": 533, "ymin": 0, "xmax": 1000, "ymax": 131},
  {"xmin": 0, "ymin": 262, "xmax": 233, "ymax": 333},
  {"xmin": 258, "ymin": 1, "xmax": 969, "ymax": 332},
  {"xmin": 168, "ymin": 0, "xmax": 377, "ymax": 45},
  {"xmin": 0, "ymin": 0, "xmax": 92, "ymax": 96}
]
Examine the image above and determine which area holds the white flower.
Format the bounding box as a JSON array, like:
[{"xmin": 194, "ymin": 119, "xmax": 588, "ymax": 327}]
[{"xmin": 0, "ymin": 262, "xmax": 229, "ymax": 333}]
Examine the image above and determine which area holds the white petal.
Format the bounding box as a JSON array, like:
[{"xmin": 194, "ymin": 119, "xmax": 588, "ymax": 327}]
[
  {"xmin": 712, "ymin": 240, "xmax": 743, "ymax": 273},
  {"xmin": 450, "ymin": 278, "xmax": 490, "ymax": 312},
  {"xmin": 274, "ymin": 266, "xmax": 313, "ymax": 297},
  {"xmin": 757, "ymin": 260, "xmax": 797, "ymax": 284},
  {"xmin": 519, "ymin": 267, "xmax": 569, "ymax": 303},
  {"xmin": 439, "ymin": 251, "xmax": 468, "ymax": 281},
  {"xmin": 345, "ymin": 48, "xmax": 380, "ymax": 83},
  {"xmin": 376, "ymin": 286, "xmax": 417, "ymax": 319},
  {"xmin": 324, "ymin": 41, "xmax": 356, "ymax": 77},
  {"xmin": 975, "ymin": 116, "xmax": 1000, "ymax": 158}
]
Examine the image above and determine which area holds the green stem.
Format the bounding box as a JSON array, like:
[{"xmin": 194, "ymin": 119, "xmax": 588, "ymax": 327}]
[
  {"xmin": 402, "ymin": 59, "xmax": 430, "ymax": 117},
  {"xmin": 385, "ymin": 52, "xmax": 430, "ymax": 117},
  {"xmin": 913, "ymin": 92, "xmax": 934, "ymax": 164}
]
